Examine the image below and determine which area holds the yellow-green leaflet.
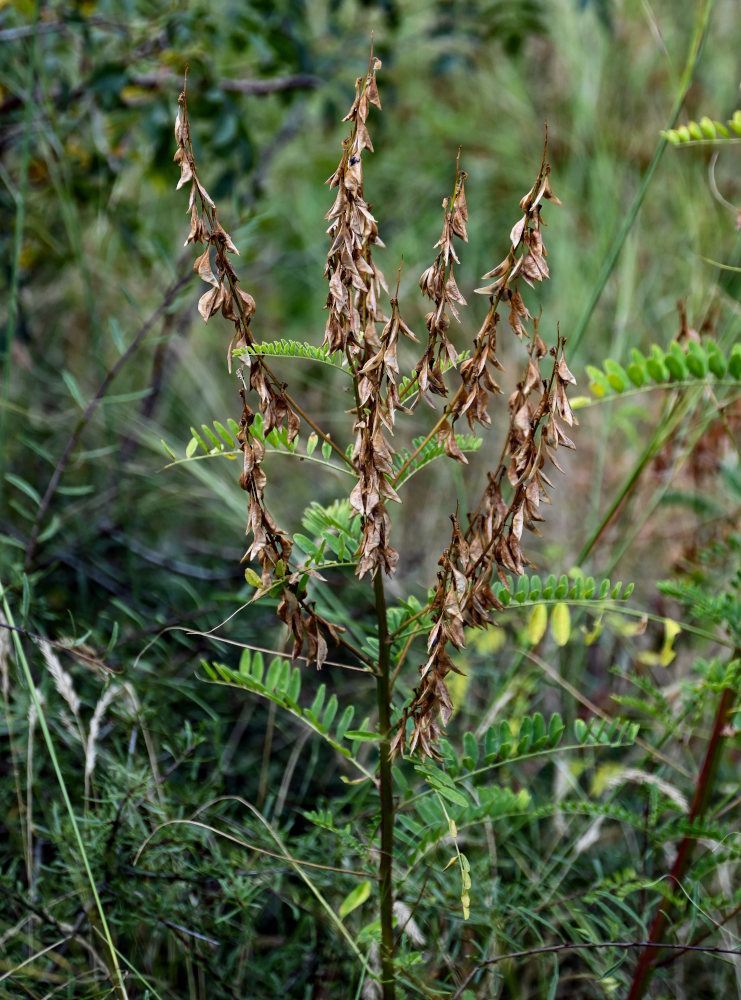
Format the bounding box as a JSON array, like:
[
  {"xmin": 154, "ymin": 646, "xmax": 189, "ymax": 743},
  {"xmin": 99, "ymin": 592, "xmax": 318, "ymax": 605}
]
[
  {"xmin": 550, "ymin": 602, "xmax": 571, "ymax": 646},
  {"xmin": 528, "ymin": 603, "xmax": 548, "ymax": 644},
  {"xmin": 339, "ymin": 879, "xmax": 372, "ymax": 919}
]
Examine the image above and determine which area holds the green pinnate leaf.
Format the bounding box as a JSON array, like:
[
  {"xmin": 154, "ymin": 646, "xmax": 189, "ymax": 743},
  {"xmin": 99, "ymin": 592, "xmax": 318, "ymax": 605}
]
[
  {"xmin": 265, "ymin": 656, "xmax": 284, "ymax": 692},
  {"xmin": 322, "ymin": 694, "xmax": 339, "ymax": 731},
  {"xmin": 213, "ymin": 420, "xmax": 236, "ymax": 447},
  {"xmin": 251, "ymin": 652, "xmax": 264, "ymax": 683},
  {"xmin": 603, "ymin": 359, "xmax": 627, "ymax": 392},
  {"xmin": 586, "ymin": 364, "xmax": 610, "ymax": 397},
  {"xmin": 664, "ymin": 342, "xmax": 687, "ymax": 380},
  {"xmin": 201, "ymin": 423, "xmax": 223, "ymax": 450},
  {"xmin": 706, "ymin": 342, "xmax": 726, "ymax": 378},
  {"xmin": 548, "ymin": 713, "xmax": 565, "ymax": 746},
  {"xmin": 310, "ymin": 684, "xmax": 327, "ymax": 721},
  {"xmin": 688, "ymin": 120, "xmax": 703, "ymax": 140},
  {"xmin": 244, "ymin": 567, "xmax": 263, "ymax": 588},
  {"xmin": 189, "ymin": 426, "xmax": 210, "ymax": 453},
  {"xmin": 484, "ymin": 727, "xmax": 498, "ymax": 761},
  {"xmin": 531, "ymin": 712, "xmax": 547, "ymax": 749},
  {"xmin": 686, "ymin": 341, "xmax": 707, "ymax": 378},
  {"xmin": 287, "ymin": 666, "xmax": 301, "ymax": 705},
  {"xmin": 498, "ymin": 720, "xmax": 513, "ymax": 758},
  {"xmin": 517, "ymin": 717, "xmax": 533, "ymax": 754},
  {"xmin": 645, "ymin": 350, "xmax": 668, "ymax": 383}
]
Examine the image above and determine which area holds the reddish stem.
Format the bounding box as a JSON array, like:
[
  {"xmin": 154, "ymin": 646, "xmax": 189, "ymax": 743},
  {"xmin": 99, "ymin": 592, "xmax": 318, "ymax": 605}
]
[{"xmin": 626, "ymin": 683, "xmax": 735, "ymax": 1000}]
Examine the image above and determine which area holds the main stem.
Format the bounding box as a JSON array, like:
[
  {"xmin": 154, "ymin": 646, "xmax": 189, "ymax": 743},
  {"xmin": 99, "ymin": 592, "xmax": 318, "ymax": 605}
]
[{"xmin": 374, "ymin": 569, "xmax": 396, "ymax": 1000}]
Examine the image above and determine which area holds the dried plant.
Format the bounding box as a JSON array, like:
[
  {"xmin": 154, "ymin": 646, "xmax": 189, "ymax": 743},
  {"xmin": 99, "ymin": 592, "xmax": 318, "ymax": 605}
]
[{"xmin": 174, "ymin": 53, "xmax": 574, "ymax": 998}]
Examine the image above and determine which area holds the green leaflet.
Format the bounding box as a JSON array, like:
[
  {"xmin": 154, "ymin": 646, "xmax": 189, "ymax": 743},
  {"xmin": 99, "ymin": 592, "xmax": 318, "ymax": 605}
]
[
  {"xmin": 662, "ymin": 110, "xmax": 740, "ymax": 144},
  {"xmin": 585, "ymin": 340, "xmax": 741, "ymax": 400},
  {"xmin": 338, "ymin": 880, "xmax": 372, "ymax": 919}
]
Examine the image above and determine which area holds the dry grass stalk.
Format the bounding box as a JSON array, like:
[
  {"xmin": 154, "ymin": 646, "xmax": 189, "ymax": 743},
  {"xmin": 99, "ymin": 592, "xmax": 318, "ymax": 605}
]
[
  {"xmin": 84, "ymin": 683, "xmax": 122, "ymax": 797},
  {"xmin": 0, "ymin": 615, "xmax": 10, "ymax": 702},
  {"xmin": 39, "ymin": 639, "xmax": 80, "ymax": 716}
]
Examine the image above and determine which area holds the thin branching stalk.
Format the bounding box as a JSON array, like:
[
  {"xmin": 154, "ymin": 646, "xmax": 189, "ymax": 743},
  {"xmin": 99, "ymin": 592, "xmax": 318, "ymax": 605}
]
[{"xmin": 452, "ymin": 938, "xmax": 741, "ymax": 999}]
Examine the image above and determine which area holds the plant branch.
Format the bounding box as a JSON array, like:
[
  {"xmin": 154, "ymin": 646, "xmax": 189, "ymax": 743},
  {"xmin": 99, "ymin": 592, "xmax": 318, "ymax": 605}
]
[
  {"xmin": 626, "ymin": 680, "xmax": 736, "ymax": 1000},
  {"xmin": 452, "ymin": 938, "xmax": 741, "ymax": 998}
]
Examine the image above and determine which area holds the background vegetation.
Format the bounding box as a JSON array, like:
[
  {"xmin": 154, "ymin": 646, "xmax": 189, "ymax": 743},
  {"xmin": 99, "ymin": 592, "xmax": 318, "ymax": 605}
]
[{"xmin": 2, "ymin": 0, "xmax": 741, "ymax": 997}]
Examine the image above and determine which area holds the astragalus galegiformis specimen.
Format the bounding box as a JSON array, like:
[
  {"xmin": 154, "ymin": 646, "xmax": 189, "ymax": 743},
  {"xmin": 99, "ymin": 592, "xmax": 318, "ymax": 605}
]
[{"xmin": 174, "ymin": 61, "xmax": 575, "ymax": 755}]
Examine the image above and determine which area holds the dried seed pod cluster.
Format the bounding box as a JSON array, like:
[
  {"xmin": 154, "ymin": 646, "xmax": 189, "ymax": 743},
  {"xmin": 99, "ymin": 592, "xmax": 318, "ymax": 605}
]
[
  {"xmin": 323, "ymin": 56, "xmax": 387, "ymax": 359},
  {"xmin": 416, "ymin": 158, "xmax": 469, "ymax": 405},
  {"xmin": 392, "ymin": 151, "xmax": 576, "ymax": 759},
  {"xmin": 175, "ymin": 81, "xmax": 333, "ymax": 666},
  {"xmin": 325, "ymin": 56, "xmax": 418, "ymax": 578}
]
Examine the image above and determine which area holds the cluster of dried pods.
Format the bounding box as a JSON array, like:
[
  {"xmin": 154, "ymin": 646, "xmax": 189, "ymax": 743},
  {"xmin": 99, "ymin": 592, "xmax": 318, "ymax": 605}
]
[
  {"xmin": 175, "ymin": 56, "xmax": 576, "ymax": 758},
  {"xmin": 175, "ymin": 80, "xmax": 337, "ymax": 667},
  {"xmin": 323, "ymin": 57, "xmax": 422, "ymax": 578},
  {"xmin": 393, "ymin": 152, "xmax": 576, "ymax": 758}
]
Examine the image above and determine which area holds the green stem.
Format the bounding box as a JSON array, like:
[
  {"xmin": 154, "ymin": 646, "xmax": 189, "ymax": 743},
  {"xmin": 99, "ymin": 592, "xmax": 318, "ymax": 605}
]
[
  {"xmin": 373, "ymin": 569, "xmax": 396, "ymax": 1000},
  {"xmin": 626, "ymin": 682, "xmax": 735, "ymax": 1000},
  {"xmin": 569, "ymin": 0, "xmax": 715, "ymax": 355}
]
